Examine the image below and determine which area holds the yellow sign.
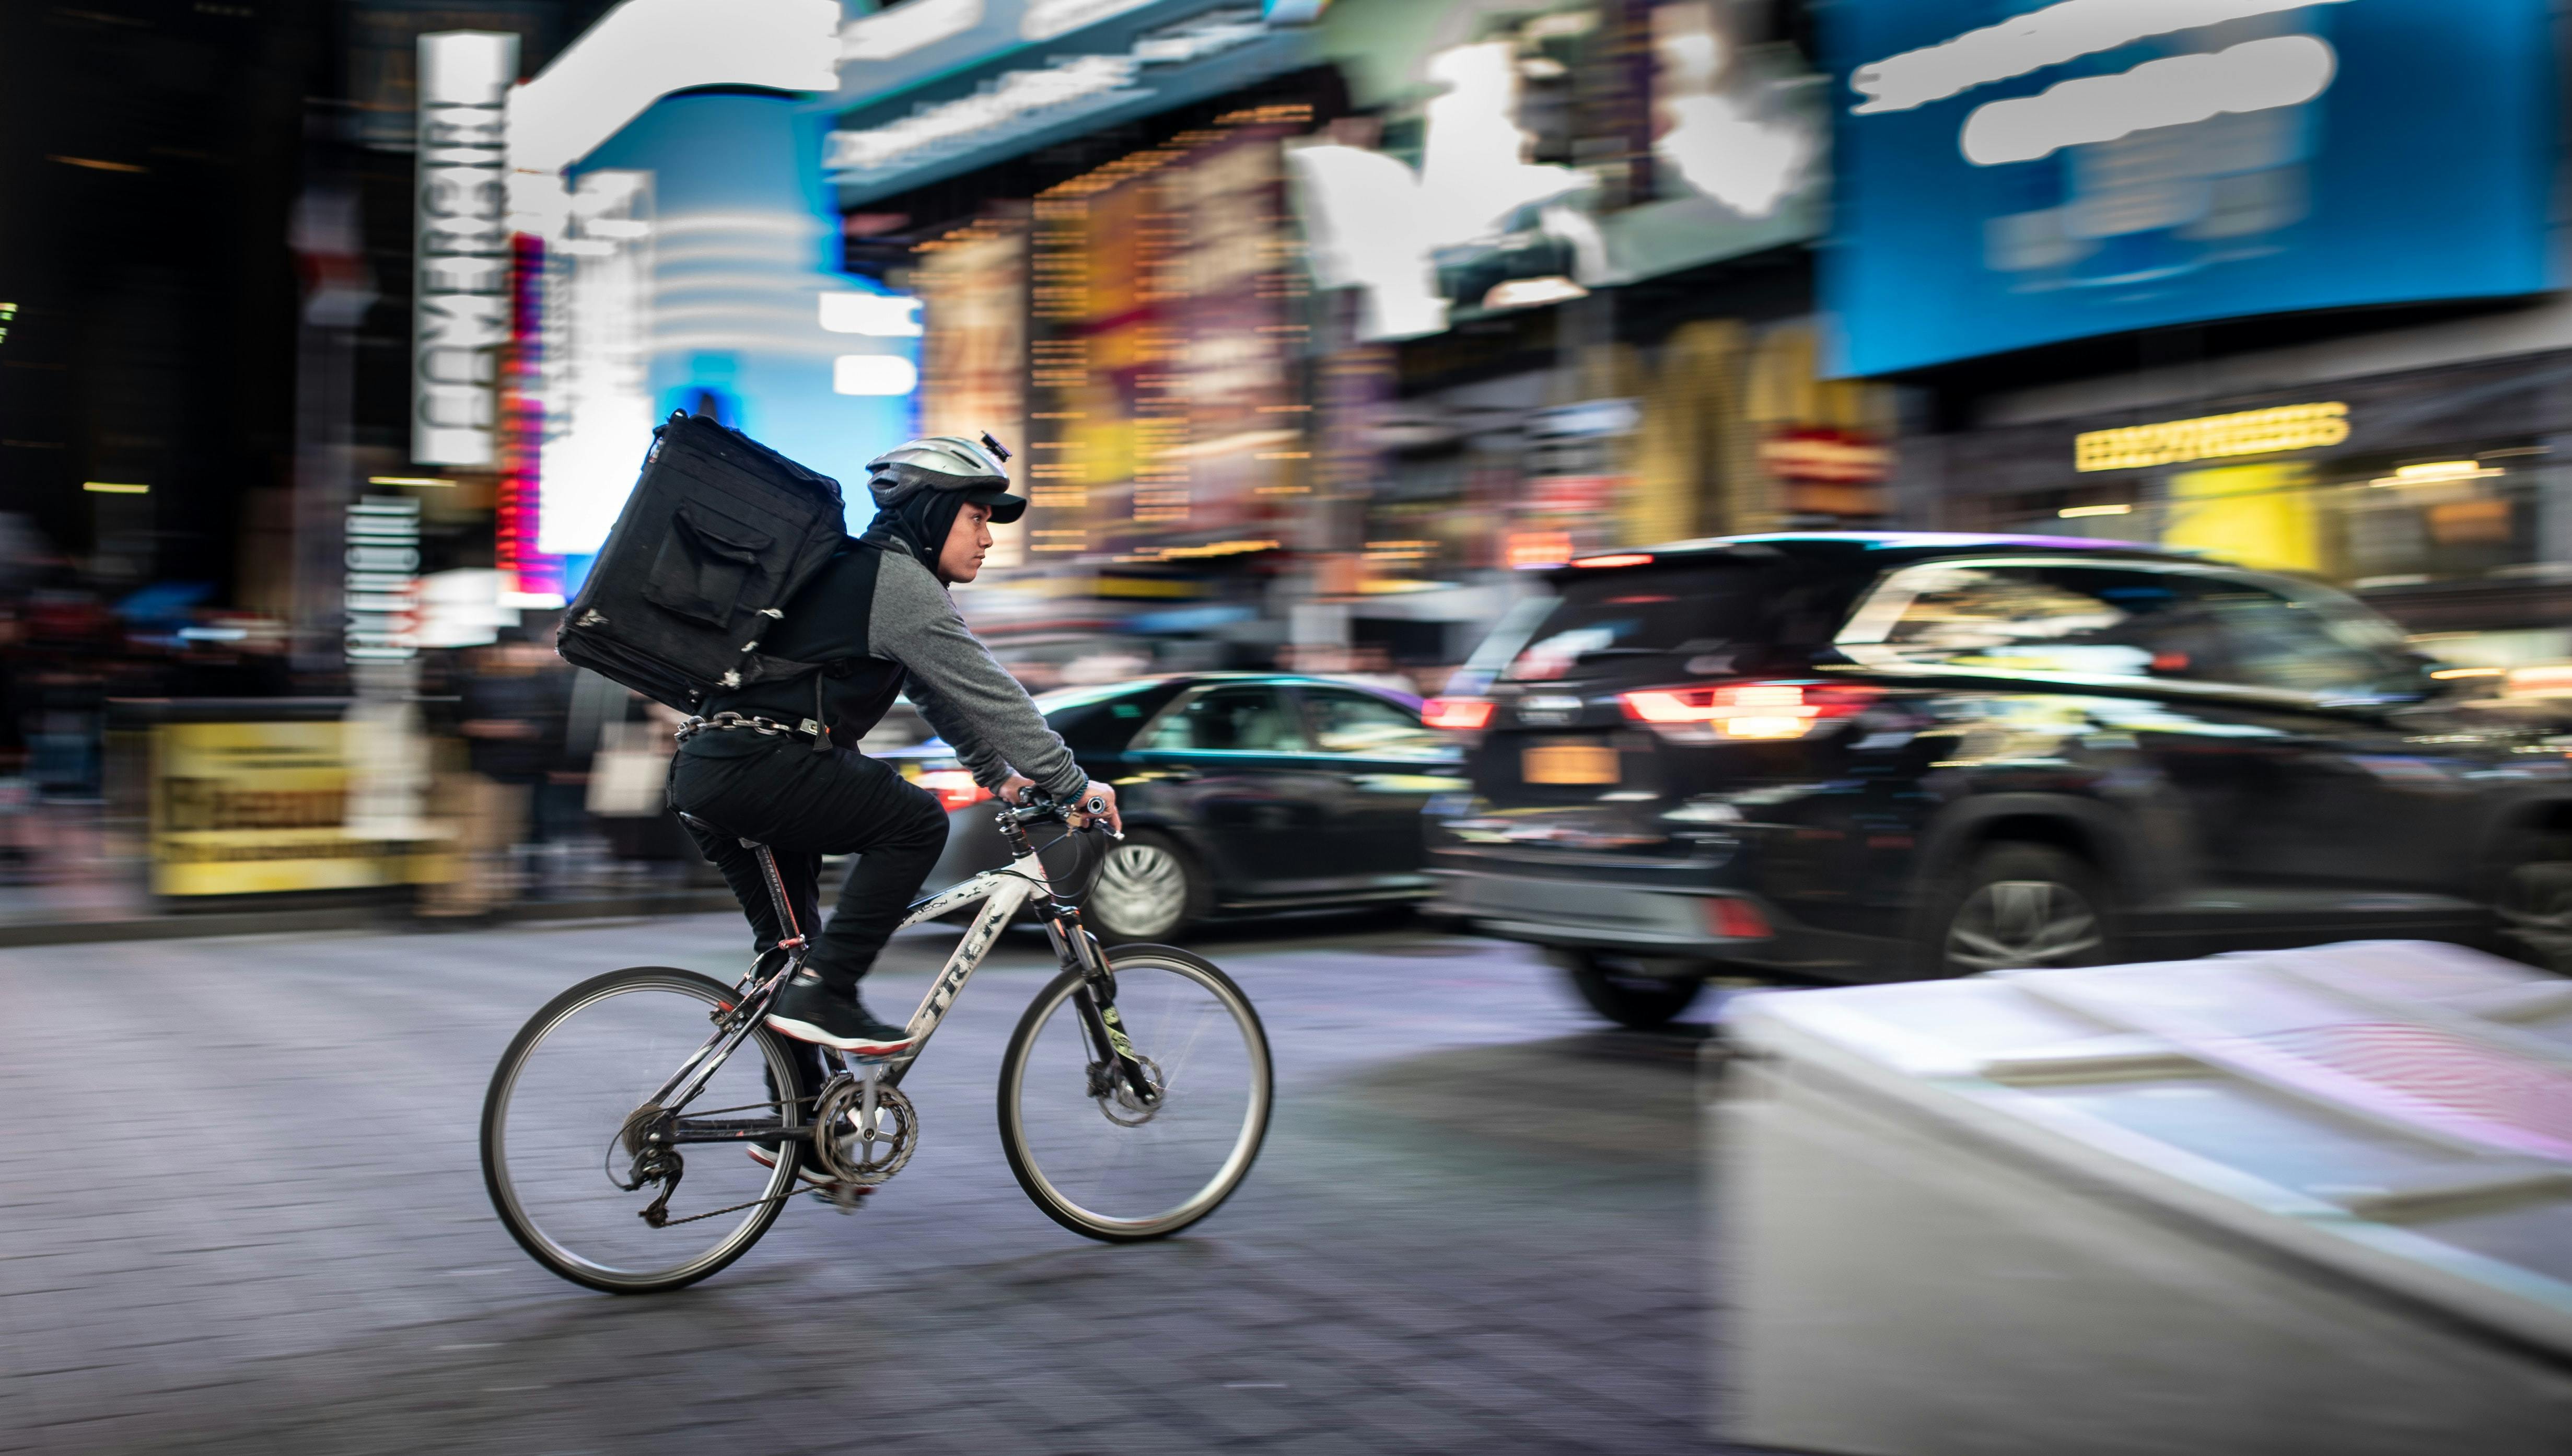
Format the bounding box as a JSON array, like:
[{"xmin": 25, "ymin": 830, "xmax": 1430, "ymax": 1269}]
[
  {"xmin": 2161, "ymin": 462, "xmax": 2321, "ymax": 575},
  {"xmin": 2075, "ymin": 402, "xmax": 2348, "ymax": 472},
  {"xmin": 149, "ymin": 720, "xmax": 437, "ymax": 896}
]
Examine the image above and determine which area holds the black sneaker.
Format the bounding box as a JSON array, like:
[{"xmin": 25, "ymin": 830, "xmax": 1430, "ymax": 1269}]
[{"xmin": 763, "ymin": 972, "xmax": 917, "ymax": 1055}]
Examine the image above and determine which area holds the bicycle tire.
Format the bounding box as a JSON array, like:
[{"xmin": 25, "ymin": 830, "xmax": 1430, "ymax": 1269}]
[
  {"xmin": 997, "ymin": 944, "xmax": 1271, "ymax": 1242},
  {"xmin": 481, "ymin": 965, "xmax": 802, "ymax": 1294}
]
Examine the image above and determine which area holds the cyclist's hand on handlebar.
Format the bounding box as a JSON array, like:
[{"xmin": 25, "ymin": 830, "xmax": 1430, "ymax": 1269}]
[
  {"xmin": 996, "ymin": 775, "xmax": 1037, "ymax": 806},
  {"xmin": 1067, "ymin": 781, "xmax": 1122, "ymax": 837}
]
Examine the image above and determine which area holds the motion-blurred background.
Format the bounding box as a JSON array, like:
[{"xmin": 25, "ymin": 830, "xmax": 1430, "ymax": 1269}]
[
  {"xmin": 4, "ymin": 0, "xmax": 2563, "ymax": 924},
  {"xmin": 8, "ymin": 6, "xmax": 2572, "ymax": 1451}
]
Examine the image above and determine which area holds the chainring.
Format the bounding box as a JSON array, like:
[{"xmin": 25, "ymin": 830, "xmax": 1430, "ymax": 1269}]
[{"xmin": 811, "ymin": 1077, "xmax": 919, "ymax": 1186}]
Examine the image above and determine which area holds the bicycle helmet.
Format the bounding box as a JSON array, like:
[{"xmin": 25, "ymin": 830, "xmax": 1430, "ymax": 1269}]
[{"xmin": 864, "ymin": 433, "xmax": 1025, "ymax": 523}]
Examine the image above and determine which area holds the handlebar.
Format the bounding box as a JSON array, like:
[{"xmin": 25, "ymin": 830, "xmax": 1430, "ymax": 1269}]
[{"xmin": 995, "ymin": 787, "xmax": 1121, "ymax": 838}]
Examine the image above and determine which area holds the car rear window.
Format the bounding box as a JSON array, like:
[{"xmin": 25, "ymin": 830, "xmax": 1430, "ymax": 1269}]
[{"xmin": 1499, "ymin": 565, "xmax": 1770, "ymax": 682}]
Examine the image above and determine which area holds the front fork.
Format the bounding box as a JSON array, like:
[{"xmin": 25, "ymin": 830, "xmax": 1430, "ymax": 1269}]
[{"xmin": 1045, "ymin": 907, "xmax": 1159, "ymax": 1108}]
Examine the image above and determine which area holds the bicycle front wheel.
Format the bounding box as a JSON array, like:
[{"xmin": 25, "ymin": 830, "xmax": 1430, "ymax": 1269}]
[
  {"xmin": 481, "ymin": 966, "xmax": 803, "ymax": 1293},
  {"xmin": 998, "ymin": 945, "xmax": 1271, "ymax": 1241}
]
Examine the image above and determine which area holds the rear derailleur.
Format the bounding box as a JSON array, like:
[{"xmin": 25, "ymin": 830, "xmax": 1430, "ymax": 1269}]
[{"xmin": 613, "ymin": 1103, "xmax": 688, "ymax": 1228}]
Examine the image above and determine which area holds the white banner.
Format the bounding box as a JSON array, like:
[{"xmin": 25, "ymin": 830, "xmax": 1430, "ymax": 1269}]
[{"xmin": 414, "ymin": 31, "xmax": 518, "ymax": 468}]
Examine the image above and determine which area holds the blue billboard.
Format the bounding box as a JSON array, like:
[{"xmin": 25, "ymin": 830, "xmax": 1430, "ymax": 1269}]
[{"xmin": 1821, "ymin": 0, "xmax": 2556, "ymax": 377}]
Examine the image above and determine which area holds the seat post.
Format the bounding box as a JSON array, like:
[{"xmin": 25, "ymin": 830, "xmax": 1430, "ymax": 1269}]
[{"xmin": 747, "ymin": 837, "xmax": 805, "ymax": 949}]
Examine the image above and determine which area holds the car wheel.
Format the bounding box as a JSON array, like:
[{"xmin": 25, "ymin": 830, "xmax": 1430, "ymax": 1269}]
[
  {"xmin": 1927, "ymin": 843, "xmax": 2116, "ymax": 977},
  {"xmin": 1565, "ymin": 952, "xmax": 1705, "ymax": 1029},
  {"xmin": 2492, "ymin": 829, "xmax": 2572, "ymax": 974},
  {"xmin": 1089, "ymin": 831, "xmax": 1206, "ymax": 944}
]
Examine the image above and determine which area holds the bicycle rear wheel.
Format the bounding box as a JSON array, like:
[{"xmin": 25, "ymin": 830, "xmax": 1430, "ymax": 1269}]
[
  {"xmin": 998, "ymin": 945, "xmax": 1271, "ymax": 1241},
  {"xmin": 481, "ymin": 966, "xmax": 802, "ymax": 1293}
]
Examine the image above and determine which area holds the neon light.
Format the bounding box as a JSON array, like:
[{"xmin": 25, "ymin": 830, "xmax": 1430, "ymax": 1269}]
[{"xmin": 2373, "ymin": 461, "xmax": 2502, "ymax": 488}]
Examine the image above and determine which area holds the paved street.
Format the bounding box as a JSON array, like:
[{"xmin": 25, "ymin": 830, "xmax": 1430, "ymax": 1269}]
[{"xmin": 1, "ymin": 912, "xmax": 1717, "ymax": 1454}]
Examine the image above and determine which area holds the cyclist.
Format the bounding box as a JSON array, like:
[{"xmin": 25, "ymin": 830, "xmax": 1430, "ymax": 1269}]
[{"xmin": 669, "ymin": 436, "xmax": 1121, "ymax": 1170}]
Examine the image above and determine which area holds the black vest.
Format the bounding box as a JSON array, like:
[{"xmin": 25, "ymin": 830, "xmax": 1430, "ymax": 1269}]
[{"xmin": 698, "ymin": 540, "xmax": 906, "ymax": 749}]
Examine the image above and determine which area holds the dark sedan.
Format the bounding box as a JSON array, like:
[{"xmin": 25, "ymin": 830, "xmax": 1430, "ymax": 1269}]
[{"xmin": 889, "ymin": 673, "xmax": 1467, "ymax": 941}]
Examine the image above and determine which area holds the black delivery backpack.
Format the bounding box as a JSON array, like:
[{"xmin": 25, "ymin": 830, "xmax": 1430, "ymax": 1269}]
[{"xmin": 556, "ymin": 411, "xmax": 847, "ymax": 712}]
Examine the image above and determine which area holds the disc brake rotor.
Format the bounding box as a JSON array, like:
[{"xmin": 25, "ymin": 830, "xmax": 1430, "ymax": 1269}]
[{"xmin": 1096, "ymin": 1055, "xmax": 1165, "ymax": 1127}]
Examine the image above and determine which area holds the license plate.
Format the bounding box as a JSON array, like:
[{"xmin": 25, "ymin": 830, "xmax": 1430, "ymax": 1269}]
[{"xmin": 1522, "ymin": 741, "xmax": 1619, "ymax": 785}]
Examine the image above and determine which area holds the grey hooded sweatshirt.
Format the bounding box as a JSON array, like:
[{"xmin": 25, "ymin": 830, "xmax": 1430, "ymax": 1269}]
[{"xmin": 700, "ymin": 535, "xmax": 1087, "ymax": 801}]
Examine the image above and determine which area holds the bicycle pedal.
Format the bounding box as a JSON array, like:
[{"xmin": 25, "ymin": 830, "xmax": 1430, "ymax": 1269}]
[{"xmin": 810, "ymin": 1183, "xmax": 877, "ymax": 1213}]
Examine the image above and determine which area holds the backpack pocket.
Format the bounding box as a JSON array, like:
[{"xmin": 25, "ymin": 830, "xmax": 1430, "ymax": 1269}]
[{"xmin": 643, "ymin": 506, "xmax": 774, "ymax": 626}]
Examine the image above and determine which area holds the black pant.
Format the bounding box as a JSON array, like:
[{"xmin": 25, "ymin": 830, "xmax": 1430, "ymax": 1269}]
[{"xmin": 669, "ymin": 731, "xmax": 950, "ymax": 994}]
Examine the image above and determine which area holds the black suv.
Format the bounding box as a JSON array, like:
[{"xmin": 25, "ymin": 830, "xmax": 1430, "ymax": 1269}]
[{"xmin": 1424, "ymin": 533, "xmax": 2572, "ymax": 1026}]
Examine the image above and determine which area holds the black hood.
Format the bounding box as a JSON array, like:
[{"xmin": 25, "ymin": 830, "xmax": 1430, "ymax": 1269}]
[{"xmin": 859, "ymin": 485, "xmax": 967, "ymax": 575}]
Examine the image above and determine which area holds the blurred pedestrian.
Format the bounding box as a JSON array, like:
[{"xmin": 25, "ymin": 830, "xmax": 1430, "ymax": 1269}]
[{"xmin": 424, "ymin": 628, "xmax": 564, "ymax": 916}]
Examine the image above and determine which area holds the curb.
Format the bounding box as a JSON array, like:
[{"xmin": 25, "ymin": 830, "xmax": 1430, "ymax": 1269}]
[{"xmin": 0, "ymin": 890, "xmax": 741, "ymax": 949}]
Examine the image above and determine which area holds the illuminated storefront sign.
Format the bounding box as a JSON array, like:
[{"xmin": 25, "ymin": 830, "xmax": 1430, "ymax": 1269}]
[
  {"xmin": 2074, "ymin": 402, "xmax": 2349, "ymax": 473},
  {"xmin": 344, "ymin": 496, "xmax": 422, "ymax": 662},
  {"xmin": 536, "ymin": 170, "xmax": 657, "ymax": 556},
  {"xmin": 414, "ymin": 30, "xmax": 518, "ymax": 467},
  {"xmin": 825, "ymin": 6, "xmax": 1276, "ymax": 189},
  {"xmin": 1824, "ymin": 0, "xmax": 2556, "ymax": 376},
  {"xmin": 827, "ymin": 0, "xmax": 1309, "ymax": 203},
  {"xmin": 1017, "ymin": 114, "xmax": 1305, "ymax": 558},
  {"xmin": 543, "ymin": 92, "xmax": 919, "ymax": 552},
  {"xmin": 147, "ymin": 717, "xmax": 443, "ymax": 898}
]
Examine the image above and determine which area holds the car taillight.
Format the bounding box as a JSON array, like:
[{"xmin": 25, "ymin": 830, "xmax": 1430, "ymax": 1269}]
[
  {"xmin": 914, "ymin": 767, "xmax": 992, "ymax": 811},
  {"xmin": 1703, "ymin": 895, "xmax": 1773, "ymax": 940},
  {"xmin": 1618, "ymin": 682, "xmax": 1871, "ymax": 741},
  {"xmin": 1422, "ymin": 696, "xmax": 1496, "ymax": 730}
]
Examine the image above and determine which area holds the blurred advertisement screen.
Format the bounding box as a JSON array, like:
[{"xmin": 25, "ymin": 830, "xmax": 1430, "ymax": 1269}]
[
  {"xmin": 148, "ymin": 718, "xmax": 442, "ymax": 898},
  {"xmin": 1022, "ymin": 121, "xmax": 1300, "ymax": 560},
  {"xmin": 1821, "ymin": 0, "xmax": 2556, "ymax": 376},
  {"xmin": 1294, "ymin": 1, "xmax": 1824, "ymax": 343},
  {"xmin": 916, "ymin": 219, "xmax": 1031, "ymax": 570}
]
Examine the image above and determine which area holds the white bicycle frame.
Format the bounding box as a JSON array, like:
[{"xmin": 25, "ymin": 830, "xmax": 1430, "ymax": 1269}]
[
  {"xmin": 649, "ymin": 838, "xmax": 1067, "ymax": 1119},
  {"xmin": 883, "ymin": 843, "xmax": 1063, "ymax": 1063},
  {"xmin": 635, "ymin": 807, "xmax": 1164, "ymax": 1200}
]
